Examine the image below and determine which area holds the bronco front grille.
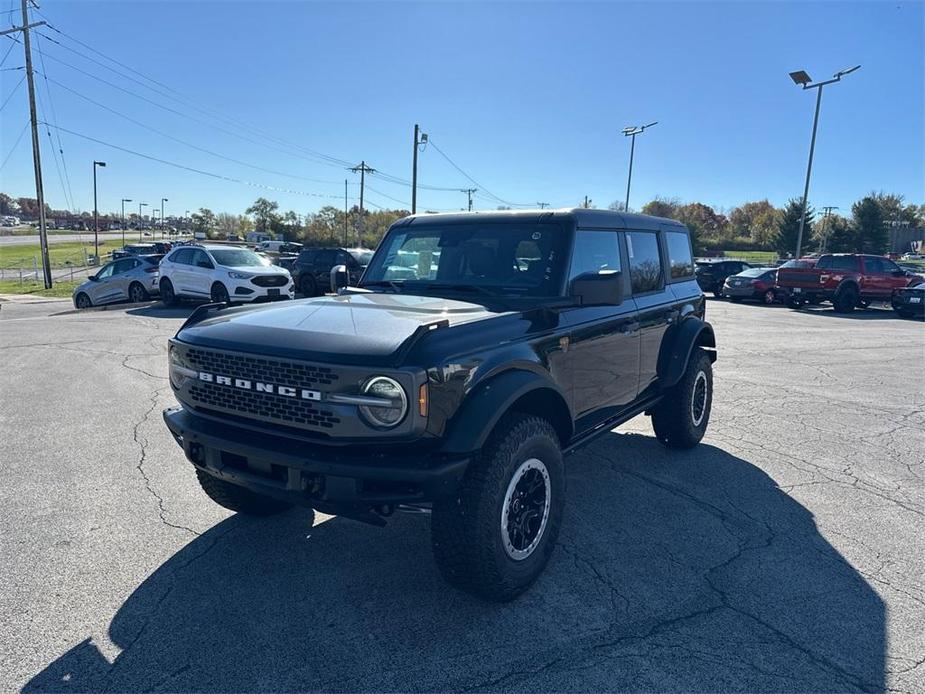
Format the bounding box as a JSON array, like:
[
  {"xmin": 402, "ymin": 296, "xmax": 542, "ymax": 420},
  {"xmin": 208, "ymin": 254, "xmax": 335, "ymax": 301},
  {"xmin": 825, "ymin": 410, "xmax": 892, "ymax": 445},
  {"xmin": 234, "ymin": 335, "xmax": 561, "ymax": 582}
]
[
  {"xmin": 251, "ymin": 275, "xmax": 289, "ymax": 287},
  {"xmin": 184, "ymin": 347, "xmax": 341, "ymax": 430},
  {"xmin": 185, "ymin": 348, "xmax": 338, "ymax": 386}
]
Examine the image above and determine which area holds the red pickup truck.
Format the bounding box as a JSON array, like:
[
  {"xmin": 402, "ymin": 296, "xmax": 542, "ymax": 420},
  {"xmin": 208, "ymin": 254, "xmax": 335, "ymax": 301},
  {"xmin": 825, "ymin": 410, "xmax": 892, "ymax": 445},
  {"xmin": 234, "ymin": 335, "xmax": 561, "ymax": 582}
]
[{"xmin": 776, "ymin": 253, "xmax": 922, "ymax": 312}]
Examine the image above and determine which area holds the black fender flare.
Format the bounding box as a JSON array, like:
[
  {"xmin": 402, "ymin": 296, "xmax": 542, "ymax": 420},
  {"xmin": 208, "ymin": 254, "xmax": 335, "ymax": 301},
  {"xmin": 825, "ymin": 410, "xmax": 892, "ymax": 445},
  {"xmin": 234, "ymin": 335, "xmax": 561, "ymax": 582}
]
[
  {"xmin": 658, "ymin": 317, "xmax": 717, "ymax": 390},
  {"xmin": 438, "ymin": 369, "xmax": 572, "ymax": 455}
]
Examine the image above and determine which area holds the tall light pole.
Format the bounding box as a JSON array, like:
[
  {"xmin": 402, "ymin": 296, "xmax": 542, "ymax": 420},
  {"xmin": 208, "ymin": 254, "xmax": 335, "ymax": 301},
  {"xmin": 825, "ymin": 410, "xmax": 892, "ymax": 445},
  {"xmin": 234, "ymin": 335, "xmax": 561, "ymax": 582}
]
[
  {"xmin": 92, "ymin": 161, "xmax": 106, "ymax": 262},
  {"xmin": 138, "ymin": 202, "xmax": 147, "ymax": 242},
  {"xmin": 121, "ymin": 198, "xmax": 132, "ymax": 247},
  {"xmin": 788, "ymin": 65, "xmax": 860, "ymax": 258},
  {"xmin": 411, "ymin": 124, "xmax": 427, "ymax": 214},
  {"xmin": 161, "ymin": 197, "xmax": 168, "ymax": 239},
  {"xmin": 622, "ymin": 121, "xmax": 657, "ymax": 212}
]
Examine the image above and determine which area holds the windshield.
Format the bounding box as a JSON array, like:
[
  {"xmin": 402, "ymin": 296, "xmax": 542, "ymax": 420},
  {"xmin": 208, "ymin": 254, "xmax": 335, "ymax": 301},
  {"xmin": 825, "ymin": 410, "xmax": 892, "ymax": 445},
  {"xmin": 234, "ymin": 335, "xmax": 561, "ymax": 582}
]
[
  {"xmin": 351, "ymin": 250, "xmax": 374, "ymax": 266},
  {"xmin": 209, "ymin": 248, "xmax": 270, "ymax": 267},
  {"xmin": 362, "ymin": 222, "xmax": 568, "ymax": 297}
]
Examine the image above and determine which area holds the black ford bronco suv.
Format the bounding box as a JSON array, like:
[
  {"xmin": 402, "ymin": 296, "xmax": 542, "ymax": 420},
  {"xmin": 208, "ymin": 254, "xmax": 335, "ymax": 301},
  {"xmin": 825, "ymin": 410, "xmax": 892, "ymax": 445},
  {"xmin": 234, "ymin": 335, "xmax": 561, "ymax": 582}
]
[{"xmin": 163, "ymin": 209, "xmax": 716, "ymax": 601}]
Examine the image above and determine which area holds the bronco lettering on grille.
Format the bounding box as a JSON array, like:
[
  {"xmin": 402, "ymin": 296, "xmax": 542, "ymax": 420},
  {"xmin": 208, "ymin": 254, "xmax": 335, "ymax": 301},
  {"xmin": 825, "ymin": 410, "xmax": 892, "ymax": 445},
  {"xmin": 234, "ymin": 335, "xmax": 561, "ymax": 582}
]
[{"xmin": 197, "ymin": 371, "xmax": 321, "ymax": 401}]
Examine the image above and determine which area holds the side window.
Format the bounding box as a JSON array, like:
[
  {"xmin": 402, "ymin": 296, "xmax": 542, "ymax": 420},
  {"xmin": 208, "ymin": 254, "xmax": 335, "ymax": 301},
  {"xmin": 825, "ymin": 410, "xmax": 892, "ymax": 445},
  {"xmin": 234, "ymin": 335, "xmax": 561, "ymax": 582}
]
[
  {"xmin": 96, "ymin": 263, "xmax": 115, "ymax": 279},
  {"xmin": 193, "ymin": 250, "xmax": 213, "ymax": 269},
  {"xmin": 664, "ymin": 231, "xmax": 694, "ymax": 280},
  {"xmin": 816, "ymin": 256, "xmax": 833, "ymax": 269},
  {"xmin": 626, "ymin": 231, "xmax": 663, "ymax": 294},
  {"xmin": 170, "ymin": 249, "xmax": 192, "ymax": 265},
  {"xmin": 882, "ymin": 259, "xmax": 901, "ymax": 274},
  {"xmin": 315, "ymin": 250, "xmax": 335, "ymax": 267},
  {"xmin": 833, "ymin": 256, "xmax": 857, "ymax": 271},
  {"xmin": 568, "ymin": 230, "xmax": 621, "ymax": 282},
  {"xmin": 864, "ymin": 257, "xmax": 883, "ymax": 274},
  {"xmin": 762, "ymin": 271, "xmax": 776, "ymax": 281},
  {"xmin": 334, "ymin": 250, "xmax": 349, "ymax": 266}
]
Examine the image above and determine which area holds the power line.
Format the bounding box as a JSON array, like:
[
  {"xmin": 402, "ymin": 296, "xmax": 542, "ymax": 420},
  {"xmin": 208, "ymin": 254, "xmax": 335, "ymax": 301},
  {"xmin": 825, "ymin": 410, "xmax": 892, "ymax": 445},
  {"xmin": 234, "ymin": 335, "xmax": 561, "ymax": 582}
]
[
  {"xmin": 364, "ymin": 183, "xmax": 409, "ymax": 208},
  {"xmin": 426, "ymin": 137, "xmax": 531, "ymax": 207},
  {"xmin": 34, "ymin": 33, "xmax": 73, "ymax": 209},
  {"xmin": 41, "ymin": 122, "xmax": 347, "ymax": 200},
  {"xmin": 0, "ymin": 118, "xmax": 28, "ymax": 170},
  {"xmin": 34, "ymin": 85, "xmax": 71, "ymax": 211},
  {"xmin": 0, "ymin": 72, "xmax": 23, "ymax": 110}
]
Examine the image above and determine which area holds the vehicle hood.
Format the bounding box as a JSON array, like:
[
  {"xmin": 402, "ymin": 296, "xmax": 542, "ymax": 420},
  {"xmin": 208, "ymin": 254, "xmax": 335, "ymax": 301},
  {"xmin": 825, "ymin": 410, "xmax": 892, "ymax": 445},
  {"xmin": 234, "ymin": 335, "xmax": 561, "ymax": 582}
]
[{"xmin": 176, "ymin": 292, "xmax": 501, "ymax": 365}]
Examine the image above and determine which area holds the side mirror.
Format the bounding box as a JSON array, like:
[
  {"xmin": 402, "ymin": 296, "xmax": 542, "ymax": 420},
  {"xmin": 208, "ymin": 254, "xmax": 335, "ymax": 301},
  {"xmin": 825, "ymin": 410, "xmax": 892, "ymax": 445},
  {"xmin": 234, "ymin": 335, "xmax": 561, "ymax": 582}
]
[
  {"xmin": 569, "ymin": 271, "xmax": 624, "ymax": 306},
  {"xmin": 330, "ymin": 264, "xmax": 348, "ymax": 293},
  {"xmin": 892, "ymin": 269, "xmax": 905, "ymax": 277},
  {"xmin": 88, "ymin": 274, "xmax": 99, "ymax": 282}
]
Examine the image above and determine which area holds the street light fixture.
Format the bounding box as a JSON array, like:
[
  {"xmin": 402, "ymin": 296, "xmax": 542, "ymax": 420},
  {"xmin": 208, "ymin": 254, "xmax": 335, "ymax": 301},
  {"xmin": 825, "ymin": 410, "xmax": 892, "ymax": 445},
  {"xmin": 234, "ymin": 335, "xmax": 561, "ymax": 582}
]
[
  {"xmin": 121, "ymin": 198, "xmax": 132, "ymax": 247},
  {"xmin": 789, "ymin": 65, "xmax": 860, "ymax": 258},
  {"xmin": 92, "ymin": 161, "xmax": 106, "ymax": 262},
  {"xmin": 622, "ymin": 121, "xmax": 657, "ymax": 212},
  {"xmin": 138, "ymin": 202, "xmax": 148, "ymax": 242}
]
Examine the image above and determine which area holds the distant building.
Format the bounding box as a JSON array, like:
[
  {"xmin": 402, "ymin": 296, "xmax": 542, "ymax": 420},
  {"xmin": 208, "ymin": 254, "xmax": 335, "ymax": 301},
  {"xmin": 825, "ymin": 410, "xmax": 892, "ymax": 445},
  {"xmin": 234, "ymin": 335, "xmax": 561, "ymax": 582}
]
[{"xmin": 889, "ymin": 226, "xmax": 925, "ymax": 254}]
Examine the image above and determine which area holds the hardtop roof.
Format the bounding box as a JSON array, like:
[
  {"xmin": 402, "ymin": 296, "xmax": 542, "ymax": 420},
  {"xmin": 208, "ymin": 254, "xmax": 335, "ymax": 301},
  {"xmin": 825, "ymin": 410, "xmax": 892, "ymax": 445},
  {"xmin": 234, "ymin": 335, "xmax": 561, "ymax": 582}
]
[{"xmin": 396, "ymin": 207, "xmax": 687, "ymax": 233}]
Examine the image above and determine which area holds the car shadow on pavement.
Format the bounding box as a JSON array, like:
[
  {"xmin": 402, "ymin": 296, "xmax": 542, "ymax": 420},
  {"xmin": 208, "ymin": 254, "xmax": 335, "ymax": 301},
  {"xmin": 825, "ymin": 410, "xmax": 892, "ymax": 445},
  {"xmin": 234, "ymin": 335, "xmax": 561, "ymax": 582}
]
[
  {"xmin": 24, "ymin": 434, "xmax": 884, "ymax": 692},
  {"xmin": 790, "ymin": 306, "xmax": 904, "ymax": 320},
  {"xmin": 125, "ymin": 304, "xmax": 198, "ymax": 319}
]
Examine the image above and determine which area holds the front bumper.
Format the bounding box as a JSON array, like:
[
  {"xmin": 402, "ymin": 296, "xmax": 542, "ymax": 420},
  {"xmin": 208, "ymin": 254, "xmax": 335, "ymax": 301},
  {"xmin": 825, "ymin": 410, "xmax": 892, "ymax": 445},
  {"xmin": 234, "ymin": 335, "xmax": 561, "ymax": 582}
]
[
  {"xmin": 722, "ymin": 285, "xmax": 760, "ymax": 298},
  {"xmin": 229, "ymin": 278, "xmax": 295, "ymax": 302},
  {"xmin": 163, "ymin": 405, "xmax": 469, "ymax": 521}
]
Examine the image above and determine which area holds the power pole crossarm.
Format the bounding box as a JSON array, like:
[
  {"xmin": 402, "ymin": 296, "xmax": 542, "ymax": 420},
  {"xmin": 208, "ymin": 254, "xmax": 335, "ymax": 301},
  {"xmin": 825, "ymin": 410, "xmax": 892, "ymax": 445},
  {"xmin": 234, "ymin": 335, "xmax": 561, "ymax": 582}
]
[{"xmin": 349, "ymin": 161, "xmax": 375, "ymax": 246}]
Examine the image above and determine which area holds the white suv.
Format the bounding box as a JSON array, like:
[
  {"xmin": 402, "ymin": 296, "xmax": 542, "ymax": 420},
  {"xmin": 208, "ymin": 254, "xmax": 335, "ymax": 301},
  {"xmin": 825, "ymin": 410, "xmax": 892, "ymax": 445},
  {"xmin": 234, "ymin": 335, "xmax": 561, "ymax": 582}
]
[{"xmin": 158, "ymin": 244, "xmax": 294, "ymax": 305}]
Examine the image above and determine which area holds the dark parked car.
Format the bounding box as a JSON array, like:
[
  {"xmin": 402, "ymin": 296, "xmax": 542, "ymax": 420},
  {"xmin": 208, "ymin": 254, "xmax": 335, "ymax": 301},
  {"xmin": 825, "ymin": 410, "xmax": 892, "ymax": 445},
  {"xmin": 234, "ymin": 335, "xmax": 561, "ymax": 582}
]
[
  {"xmin": 289, "ymin": 247, "xmax": 374, "ymax": 296},
  {"xmin": 112, "ymin": 242, "xmax": 171, "ymax": 260},
  {"xmin": 722, "ymin": 267, "xmax": 780, "ymax": 304},
  {"xmin": 695, "ymin": 259, "xmax": 751, "ymax": 297},
  {"xmin": 891, "ymin": 285, "xmax": 924, "ymax": 319},
  {"xmin": 163, "ymin": 209, "xmax": 717, "ymax": 601}
]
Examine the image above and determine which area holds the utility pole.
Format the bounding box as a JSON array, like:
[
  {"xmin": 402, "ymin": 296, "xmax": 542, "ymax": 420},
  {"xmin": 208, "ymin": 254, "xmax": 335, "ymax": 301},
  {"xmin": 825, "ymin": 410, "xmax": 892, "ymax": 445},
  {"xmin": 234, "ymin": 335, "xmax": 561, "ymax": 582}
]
[
  {"xmin": 121, "ymin": 198, "xmax": 131, "ymax": 247},
  {"xmin": 537, "ymin": 202, "xmax": 550, "ymax": 209},
  {"xmin": 161, "ymin": 198, "xmax": 168, "ymax": 240},
  {"xmin": 4, "ymin": 2, "xmax": 50, "ymax": 287},
  {"xmin": 583, "ymin": 195, "xmax": 591, "ymax": 209},
  {"xmin": 461, "ymin": 188, "xmax": 477, "ymax": 212},
  {"xmin": 349, "ymin": 161, "xmax": 375, "ymax": 246},
  {"xmin": 819, "ymin": 205, "xmax": 838, "ymax": 253},
  {"xmin": 343, "ymin": 179, "xmax": 348, "ymax": 245},
  {"xmin": 411, "ymin": 124, "xmax": 427, "ymax": 214},
  {"xmin": 92, "ymin": 160, "xmax": 105, "ymax": 261}
]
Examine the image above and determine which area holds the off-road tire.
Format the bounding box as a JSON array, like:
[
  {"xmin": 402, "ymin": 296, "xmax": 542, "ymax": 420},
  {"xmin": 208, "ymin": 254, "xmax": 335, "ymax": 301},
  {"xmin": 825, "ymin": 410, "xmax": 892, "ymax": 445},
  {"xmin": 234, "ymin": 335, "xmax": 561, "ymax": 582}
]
[
  {"xmin": 160, "ymin": 279, "xmax": 177, "ymax": 306},
  {"xmin": 75, "ymin": 292, "xmax": 92, "ymax": 309},
  {"xmin": 300, "ymin": 275, "xmax": 317, "ymax": 297},
  {"xmin": 128, "ymin": 282, "xmax": 149, "ymax": 303},
  {"xmin": 431, "ymin": 413, "xmax": 564, "ymax": 602},
  {"xmin": 195, "ymin": 469, "xmax": 293, "ymax": 516},
  {"xmin": 833, "ymin": 285, "xmax": 858, "ymax": 313},
  {"xmin": 211, "ymin": 282, "xmax": 230, "ymax": 304},
  {"xmin": 787, "ymin": 297, "xmax": 803, "ymax": 309},
  {"xmin": 651, "ymin": 348, "xmax": 713, "ymax": 449}
]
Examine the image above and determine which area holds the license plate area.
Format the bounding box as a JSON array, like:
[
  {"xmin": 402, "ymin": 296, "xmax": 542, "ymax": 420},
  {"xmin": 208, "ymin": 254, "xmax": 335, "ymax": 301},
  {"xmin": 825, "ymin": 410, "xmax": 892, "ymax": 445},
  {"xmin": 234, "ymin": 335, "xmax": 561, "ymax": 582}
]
[
  {"xmin": 267, "ymin": 288, "xmax": 280, "ymax": 297},
  {"xmin": 910, "ymin": 297, "xmax": 921, "ymax": 303},
  {"xmin": 793, "ymin": 287, "xmax": 802, "ymax": 293}
]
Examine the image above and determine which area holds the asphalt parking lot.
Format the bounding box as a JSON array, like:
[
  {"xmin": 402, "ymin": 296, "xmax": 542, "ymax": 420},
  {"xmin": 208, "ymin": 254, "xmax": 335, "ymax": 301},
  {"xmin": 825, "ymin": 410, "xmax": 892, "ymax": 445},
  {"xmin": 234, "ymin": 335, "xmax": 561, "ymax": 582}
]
[{"xmin": 1, "ymin": 297, "xmax": 922, "ymax": 692}]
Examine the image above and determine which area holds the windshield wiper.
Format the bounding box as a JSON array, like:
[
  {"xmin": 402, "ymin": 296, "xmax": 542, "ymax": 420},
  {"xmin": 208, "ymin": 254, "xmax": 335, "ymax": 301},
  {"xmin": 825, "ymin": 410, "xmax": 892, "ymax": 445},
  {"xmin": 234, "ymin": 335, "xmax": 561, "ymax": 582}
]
[
  {"xmin": 361, "ymin": 280, "xmax": 403, "ymax": 293},
  {"xmin": 418, "ymin": 282, "xmax": 503, "ymax": 297}
]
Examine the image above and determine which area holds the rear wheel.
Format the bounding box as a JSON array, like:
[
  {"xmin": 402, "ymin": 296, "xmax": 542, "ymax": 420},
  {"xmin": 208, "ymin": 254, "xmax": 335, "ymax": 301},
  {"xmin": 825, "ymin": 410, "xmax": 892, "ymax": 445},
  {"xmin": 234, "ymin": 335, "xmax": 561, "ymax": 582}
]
[
  {"xmin": 75, "ymin": 292, "xmax": 92, "ymax": 309},
  {"xmin": 160, "ymin": 279, "xmax": 177, "ymax": 306},
  {"xmin": 762, "ymin": 289, "xmax": 776, "ymax": 305},
  {"xmin": 196, "ymin": 470, "xmax": 293, "ymax": 515},
  {"xmin": 713, "ymin": 287, "xmax": 725, "ymax": 299},
  {"xmin": 431, "ymin": 413, "xmax": 564, "ymax": 602},
  {"xmin": 833, "ymin": 286, "xmax": 858, "ymax": 313},
  {"xmin": 651, "ymin": 348, "xmax": 713, "ymax": 449},
  {"xmin": 211, "ymin": 282, "xmax": 230, "ymax": 304},
  {"xmin": 128, "ymin": 282, "xmax": 149, "ymax": 303},
  {"xmin": 299, "ymin": 275, "xmax": 317, "ymax": 297}
]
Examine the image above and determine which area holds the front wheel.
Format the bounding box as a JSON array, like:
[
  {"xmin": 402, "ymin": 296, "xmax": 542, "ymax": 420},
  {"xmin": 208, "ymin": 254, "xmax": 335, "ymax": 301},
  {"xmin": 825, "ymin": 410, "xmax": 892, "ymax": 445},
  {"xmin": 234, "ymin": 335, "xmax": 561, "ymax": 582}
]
[
  {"xmin": 713, "ymin": 287, "xmax": 725, "ymax": 299},
  {"xmin": 75, "ymin": 292, "xmax": 92, "ymax": 309},
  {"xmin": 211, "ymin": 282, "xmax": 230, "ymax": 304},
  {"xmin": 651, "ymin": 348, "xmax": 713, "ymax": 449},
  {"xmin": 431, "ymin": 413, "xmax": 564, "ymax": 602},
  {"xmin": 160, "ymin": 279, "xmax": 177, "ymax": 306},
  {"xmin": 299, "ymin": 275, "xmax": 317, "ymax": 297},
  {"xmin": 128, "ymin": 282, "xmax": 149, "ymax": 303}
]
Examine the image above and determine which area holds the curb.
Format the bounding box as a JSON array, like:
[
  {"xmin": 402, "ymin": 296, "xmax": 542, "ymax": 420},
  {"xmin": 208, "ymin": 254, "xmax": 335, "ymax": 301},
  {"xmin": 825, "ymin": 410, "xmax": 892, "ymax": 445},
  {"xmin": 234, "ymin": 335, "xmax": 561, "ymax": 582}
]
[{"xmin": 51, "ymin": 299, "xmax": 157, "ymax": 316}]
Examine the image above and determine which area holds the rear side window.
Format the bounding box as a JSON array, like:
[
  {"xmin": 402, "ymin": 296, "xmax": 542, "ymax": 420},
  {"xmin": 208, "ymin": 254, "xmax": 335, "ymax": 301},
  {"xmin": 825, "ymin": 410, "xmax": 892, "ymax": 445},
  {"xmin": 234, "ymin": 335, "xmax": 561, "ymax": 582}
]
[
  {"xmin": 626, "ymin": 231, "xmax": 663, "ymax": 294},
  {"xmin": 664, "ymin": 231, "xmax": 694, "ymax": 280},
  {"xmin": 568, "ymin": 230, "xmax": 621, "ymax": 281},
  {"xmin": 821, "ymin": 256, "xmax": 857, "ymax": 271},
  {"xmin": 298, "ymin": 249, "xmax": 316, "ymax": 262},
  {"xmin": 169, "ymin": 249, "xmax": 193, "ymax": 265}
]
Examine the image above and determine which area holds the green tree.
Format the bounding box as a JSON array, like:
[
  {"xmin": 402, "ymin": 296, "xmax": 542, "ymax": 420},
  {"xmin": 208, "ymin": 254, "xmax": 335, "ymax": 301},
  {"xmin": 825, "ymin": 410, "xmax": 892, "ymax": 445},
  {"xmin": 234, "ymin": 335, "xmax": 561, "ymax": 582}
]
[
  {"xmin": 245, "ymin": 197, "xmax": 280, "ymax": 234},
  {"xmin": 641, "ymin": 196, "xmax": 680, "ymax": 219},
  {"xmin": 776, "ymin": 199, "xmax": 814, "ymax": 257},
  {"xmin": 728, "ymin": 200, "xmax": 779, "ymax": 245},
  {"xmin": 851, "ymin": 196, "xmax": 887, "ymax": 253},
  {"xmin": 817, "ymin": 213, "xmax": 854, "ymax": 253},
  {"xmin": 191, "ymin": 208, "xmax": 216, "ymax": 237},
  {"xmin": 675, "ymin": 202, "xmax": 725, "ymax": 255}
]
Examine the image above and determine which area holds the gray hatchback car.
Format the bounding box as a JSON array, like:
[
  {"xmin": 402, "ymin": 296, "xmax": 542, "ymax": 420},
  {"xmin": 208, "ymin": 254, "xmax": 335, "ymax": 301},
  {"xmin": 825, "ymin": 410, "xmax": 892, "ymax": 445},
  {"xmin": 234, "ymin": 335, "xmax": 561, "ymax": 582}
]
[{"xmin": 72, "ymin": 255, "xmax": 161, "ymax": 309}]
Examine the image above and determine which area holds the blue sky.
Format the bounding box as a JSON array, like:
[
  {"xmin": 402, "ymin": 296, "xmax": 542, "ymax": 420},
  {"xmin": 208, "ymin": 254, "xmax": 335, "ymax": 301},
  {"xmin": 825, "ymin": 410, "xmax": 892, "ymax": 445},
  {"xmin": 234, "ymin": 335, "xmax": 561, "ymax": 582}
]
[{"xmin": 1, "ymin": 1, "xmax": 922, "ymax": 219}]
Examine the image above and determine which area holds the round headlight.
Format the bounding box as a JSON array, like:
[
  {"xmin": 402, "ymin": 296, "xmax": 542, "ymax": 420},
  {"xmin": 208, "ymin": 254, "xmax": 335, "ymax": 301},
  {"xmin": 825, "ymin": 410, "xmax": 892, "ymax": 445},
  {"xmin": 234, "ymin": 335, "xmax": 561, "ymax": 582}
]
[{"xmin": 359, "ymin": 376, "xmax": 407, "ymax": 428}]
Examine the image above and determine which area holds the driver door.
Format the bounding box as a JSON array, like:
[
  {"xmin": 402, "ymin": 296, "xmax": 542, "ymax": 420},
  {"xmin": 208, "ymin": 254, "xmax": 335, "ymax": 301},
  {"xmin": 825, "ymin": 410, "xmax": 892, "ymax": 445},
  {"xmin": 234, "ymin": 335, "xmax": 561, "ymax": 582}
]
[
  {"xmin": 89, "ymin": 262, "xmax": 118, "ymax": 304},
  {"xmin": 190, "ymin": 249, "xmax": 215, "ymax": 297}
]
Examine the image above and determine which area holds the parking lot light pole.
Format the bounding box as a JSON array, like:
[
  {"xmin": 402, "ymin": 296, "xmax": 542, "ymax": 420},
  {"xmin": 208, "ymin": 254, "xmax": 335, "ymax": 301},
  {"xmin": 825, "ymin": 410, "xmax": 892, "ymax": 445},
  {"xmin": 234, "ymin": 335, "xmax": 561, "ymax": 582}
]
[
  {"xmin": 788, "ymin": 65, "xmax": 860, "ymax": 259},
  {"xmin": 92, "ymin": 161, "xmax": 106, "ymax": 262},
  {"xmin": 622, "ymin": 122, "xmax": 657, "ymax": 212},
  {"xmin": 121, "ymin": 198, "xmax": 131, "ymax": 247},
  {"xmin": 161, "ymin": 198, "xmax": 168, "ymax": 239},
  {"xmin": 138, "ymin": 202, "xmax": 147, "ymax": 242}
]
